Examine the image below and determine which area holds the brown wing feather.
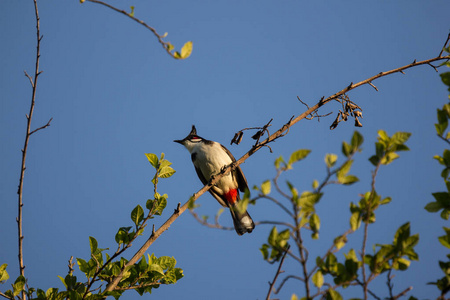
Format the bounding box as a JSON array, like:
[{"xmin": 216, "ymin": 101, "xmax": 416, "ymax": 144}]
[{"xmin": 220, "ymin": 144, "xmax": 249, "ymax": 193}]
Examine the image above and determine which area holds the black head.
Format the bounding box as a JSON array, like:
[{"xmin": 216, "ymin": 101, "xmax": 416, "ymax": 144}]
[{"xmin": 174, "ymin": 125, "xmax": 203, "ymax": 145}]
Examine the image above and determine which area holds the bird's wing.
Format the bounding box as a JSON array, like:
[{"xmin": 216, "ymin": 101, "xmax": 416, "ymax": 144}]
[{"xmin": 220, "ymin": 144, "xmax": 249, "ymax": 193}]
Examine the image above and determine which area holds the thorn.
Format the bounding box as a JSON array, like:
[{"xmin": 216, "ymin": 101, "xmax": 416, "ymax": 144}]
[
  {"xmin": 26, "ymin": 114, "xmax": 29, "ymax": 119},
  {"xmin": 174, "ymin": 203, "xmax": 181, "ymax": 214},
  {"xmin": 412, "ymin": 59, "xmax": 416, "ymax": 64},
  {"xmin": 151, "ymin": 224, "xmax": 155, "ymax": 236},
  {"xmin": 400, "ymin": 70, "xmax": 405, "ymax": 75},
  {"xmin": 368, "ymin": 81, "xmax": 379, "ymax": 91},
  {"xmin": 347, "ymin": 82, "xmax": 353, "ymax": 89}
]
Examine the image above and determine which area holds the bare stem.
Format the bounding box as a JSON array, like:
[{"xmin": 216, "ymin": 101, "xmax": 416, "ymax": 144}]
[
  {"xmin": 17, "ymin": 1, "xmax": 43, "ymax": 298},
  {"xmin": 266, "ymin": 246, "xmax": 289, "ymax": 300}
]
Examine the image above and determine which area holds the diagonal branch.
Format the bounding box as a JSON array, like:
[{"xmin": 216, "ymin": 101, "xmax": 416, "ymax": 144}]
[{"xmin": 103, "ymin": 36, "xmax": 450, "ymax": 294}]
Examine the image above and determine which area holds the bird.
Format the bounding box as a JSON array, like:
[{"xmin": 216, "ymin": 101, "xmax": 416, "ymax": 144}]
[{"xmin": 174, "ymin": 125, "xmax": 255, "ymax": 235}]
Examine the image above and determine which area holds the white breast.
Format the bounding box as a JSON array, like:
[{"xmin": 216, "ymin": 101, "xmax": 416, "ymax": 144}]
[{"xmin": 192, "ymin": 142, "xmax": 236, "ymax": 194}]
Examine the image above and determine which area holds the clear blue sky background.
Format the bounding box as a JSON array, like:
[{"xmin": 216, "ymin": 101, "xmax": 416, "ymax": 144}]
[{"xmin": 1, "ymin": 1, "xmax": 450, "ymax": 299}]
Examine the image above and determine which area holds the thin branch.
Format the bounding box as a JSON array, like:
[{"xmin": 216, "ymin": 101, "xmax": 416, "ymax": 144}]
[
  {"xmin": 437, "ymin": 133, "xmax": 450, "ymax": 146},
  {"xmin": 438, "ymin": 32, "xmax": 450, "ymax": 57},
  {"xmin": 17, "ymin": 1, "xmax": 44, "ymax": 298},
  {"xmin": 266, "ymin": 246, "xmax": 289, "ymax": 300},
  {"xmin": 188, "ymin": 208, "xmax": 233, "ymax": 231},
  {"xmin": 275, "ymin": 275, "xmax": 304, "ymax": 294},
  {"xmin": 114, "ymin": 282, "xmax": 161, "ymax": 291},
  {"xmin": 361, "ymin": 162, "xmax": 382, "ymax": 300},
  {"xmin": 85, "ymin": 0, "xmax": 184, "ymax": 59},
  {"xmin": 30, "ymin": 117, "xmax": 53, "ymax": 135},
  {"xmin": 103, "ymin": 36, "xmax": 450, "ymax": 294},
  {"xmin": 392, "ymin": 286, "xmax": 413, "ymax": 300},
  {"xmin": 368, "ymin": 81, "xmax": 378, "ymax": 91}
]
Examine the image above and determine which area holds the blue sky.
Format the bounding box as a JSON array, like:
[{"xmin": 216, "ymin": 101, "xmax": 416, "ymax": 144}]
[{"xmin": 1, "ymin": 1, "xmax": 449, "ymax": 299}]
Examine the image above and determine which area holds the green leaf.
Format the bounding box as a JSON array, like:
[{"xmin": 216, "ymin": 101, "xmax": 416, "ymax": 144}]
[
  {"xmin": 148, "ymin": 264, "xmax": 165, "ymax": 275},
  {"xmin": 89, "ymin": 236, "xmax": 98, "ymax": 254},
  {"xmin": 154, "ymin": 197, "xmax": 168, "ymax": 215},
  {"xmin": 425, "ymin": 201, "xmax": 442, "ymax": 212},
  {"xmin": 368, "ymin": 155, "xmax": 379, "ymax": 166},
  {"xmin": 438, "ymin": 227, "xmax": 450, "ymax": 248},
  {"xmin": 312, "ymin": 179, "xmax": 319, "ymax": 190},
  {"xmin": 378, "ymin": 130, "xmax": 390, "ymax": 142},
  {"xmin": 129, "ymin": 6, "xmax": 135, "ymax": 17},
  {"xmin": 288, "ymin": 149, "xmax": 311, "ymax": 165},
  {"xmin": 268, "ymin": 227, "xmax": 278, "ymax": 246},
  {"xmin": 380, "ymin": 152, "xmax": 399, "ymax": 165},
  {"xmin": 13, "ymin": 275, "xmax": 26, "ymax": 296},
  {"xmin": 166, "ymin": 42, "xmax": 174, "ymax": 52},
  {"xmin": 325, "ymin": 153, "xmax": 338, "ymax": 168},
  {"xmin": 180, "ymin": 41, "xmax": 193, "ymax": 59},
  {"xmin": 342, "ymin": 141, "xmax": 352, "ymax": 157},
  {"xmin": 339, "ymin": 175, "xmax": 359, "ymax": 185},
  {"xmin": 0, "ymin": 264, "xmax": 9, "ymax": 283},
  {"xmin": 274, "ymin": 156, "xmax": 285, "ymax": 169},
  {"xmin": 441, "ymin": 72, "xmax": 450, "ymax": 87},
  {"xmin": 350, "ymin": 212, "xmax": 361, "ymax": 231},
  {"xmin": 351, "ymin": 131, "xmax": 364, "ymax": 149},
  {"xmin": 312, "ymin": 270, "xmax": 324, "ymax": 288},
  {"xmin": 326, "ymin": 289, "xmax": 343, "ymax": 300},
  {"xmin": 392, "ymin": 132, "xmax": 411, "ymax": 145},
  {"xmin": 159, "ymin": 166, "xmax": 176, "ymax": 178},
  {"xmin": 145, "ymin": 153, "xmax": 159, "ymax": 168},
  {"xmin": 337, "ymin": 160, "xmax": 353, "ymax": 177},
  {"xmin": 334, "ymin": 235, "xmax": 347, "ymax": 250},
  {"xmin": 261, "ymin": 180, "xmax": 271, "ymax": 195},
  {"xmin": 131, "ymin": 205, "xmax": 144, "ymax": 226},
  {"xmin": 433, "ymin": 192, "xmax": 450, "ymax": 206},
  {"xmin": 115, "ymin": 227, "xmax": 132, "ymax": 244}
]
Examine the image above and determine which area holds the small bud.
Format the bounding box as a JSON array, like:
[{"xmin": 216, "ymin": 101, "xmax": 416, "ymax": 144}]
[
  {"xmin": 354, "ymin": 117, "xmax": 363, "ymax": 127},
  {"xmin": 354, "ymin": 110, "xmax": 363, "ymax": 118}
]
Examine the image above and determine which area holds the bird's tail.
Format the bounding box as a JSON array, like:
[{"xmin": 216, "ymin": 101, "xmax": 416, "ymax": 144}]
[{"xmin": 229, "ymin": 205, "xmax": 255, "ymax": 236}]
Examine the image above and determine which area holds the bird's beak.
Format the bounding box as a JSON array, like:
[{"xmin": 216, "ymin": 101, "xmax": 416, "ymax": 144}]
[{"xmin": 174, "ymin": 139, "xmax": 183, "ymax": 144}]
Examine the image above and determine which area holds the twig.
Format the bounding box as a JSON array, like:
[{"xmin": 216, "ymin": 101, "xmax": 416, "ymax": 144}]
[
  {"xmin": 30, "ymin": 117, "xmax": 53, "ymax": 135},
  {"xmin": 368, "ymin": 81, "xmax": 378, "ymax": 91},
  {"xmin": 361, "ymin": 162, "xmax": 382, "ymax": 299},
  {"xmin": 392, "ymin": 286, "xmax": 413, "ymax": 300},
  {"xmin": 275, "ymin": 275, "xmax": 304, "ymax": 294},
  {"xmin": 438, "ymin": 32, "xmax": 450, "ymax": 57},
  {"xmin": 17, "ymin": 1, "xmax": 45, "ymax": 298},
  {"xmin": 85, "ymin": 0, "xmax": 185, "ymax": 59},
  {"xmin": 266, "ymin": 246, "xmax": 289, "ymax": 300}
]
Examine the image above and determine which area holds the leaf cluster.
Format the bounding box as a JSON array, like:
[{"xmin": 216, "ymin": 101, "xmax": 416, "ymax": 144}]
[
  {"xmin": 0, "ymin": 153, "xmax": 181, "ymax": 299},
  {"xmin": 256, "ymin": 131, "xmax": 418, "ymax": 299}
]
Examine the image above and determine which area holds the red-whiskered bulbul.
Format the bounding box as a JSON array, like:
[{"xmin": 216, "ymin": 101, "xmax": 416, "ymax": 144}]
[{"xmin": 174, "ymin": 125, "xmax": 255, "ymax": 235}]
